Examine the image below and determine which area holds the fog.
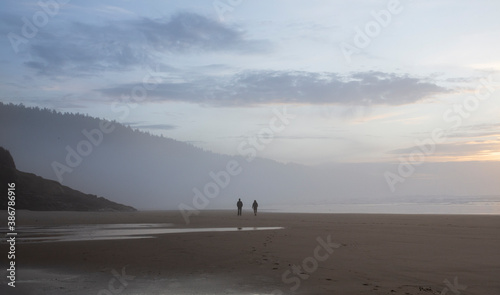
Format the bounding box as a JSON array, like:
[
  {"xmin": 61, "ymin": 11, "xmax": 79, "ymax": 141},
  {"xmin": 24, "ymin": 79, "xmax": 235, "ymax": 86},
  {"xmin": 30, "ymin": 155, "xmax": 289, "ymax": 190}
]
[{"xmin": 1, "ymin": 103, "xmax": 499, "ymax": 211}]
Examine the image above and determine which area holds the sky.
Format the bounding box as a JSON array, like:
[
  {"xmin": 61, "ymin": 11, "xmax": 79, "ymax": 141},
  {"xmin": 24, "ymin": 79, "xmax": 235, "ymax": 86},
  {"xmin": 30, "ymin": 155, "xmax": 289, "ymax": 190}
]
[{"xmin": 1, "ymin": 0, "xmax": 500, "ymax": 166}]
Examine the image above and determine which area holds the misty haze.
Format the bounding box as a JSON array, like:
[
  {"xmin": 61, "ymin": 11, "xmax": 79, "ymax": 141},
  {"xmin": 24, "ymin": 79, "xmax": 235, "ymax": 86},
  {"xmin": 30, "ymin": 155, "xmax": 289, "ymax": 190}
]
[{"xmin": 1, "ymin": 1, "xmax": 499, "ymax": 294}]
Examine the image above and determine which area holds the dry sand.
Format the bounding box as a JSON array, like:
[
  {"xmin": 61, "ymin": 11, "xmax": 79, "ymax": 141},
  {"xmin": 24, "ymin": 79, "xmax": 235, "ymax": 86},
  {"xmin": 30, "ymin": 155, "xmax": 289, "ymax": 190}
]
[{"xmin": 1, "ymin": 210, "xmax": 499, "ymax": 294}]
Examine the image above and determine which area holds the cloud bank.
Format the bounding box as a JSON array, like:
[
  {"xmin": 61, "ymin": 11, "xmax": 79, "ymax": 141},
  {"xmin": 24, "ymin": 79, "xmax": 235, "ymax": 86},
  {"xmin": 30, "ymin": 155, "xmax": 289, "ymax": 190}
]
[
  {"xmin": 12, "ymin": 12, "xmax": 269, "ymax": 76},
  {"xmin": 98, "ymin": 70, "xmax": 449, "ymax": 107}
]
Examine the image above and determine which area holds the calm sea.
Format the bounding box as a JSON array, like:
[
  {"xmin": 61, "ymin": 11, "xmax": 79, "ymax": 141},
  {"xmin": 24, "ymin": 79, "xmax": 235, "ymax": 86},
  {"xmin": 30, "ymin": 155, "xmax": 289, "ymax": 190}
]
[{"xmin": 265, "ymin": 201, "xmax": 500, "ymax": 215}]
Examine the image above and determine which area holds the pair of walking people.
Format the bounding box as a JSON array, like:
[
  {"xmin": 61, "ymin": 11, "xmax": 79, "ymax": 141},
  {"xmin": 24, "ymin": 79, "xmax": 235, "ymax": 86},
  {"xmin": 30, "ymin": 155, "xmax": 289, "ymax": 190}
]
[{"xmin": 237, "ymin": 198, "xmax": 258, "ymax": 216}]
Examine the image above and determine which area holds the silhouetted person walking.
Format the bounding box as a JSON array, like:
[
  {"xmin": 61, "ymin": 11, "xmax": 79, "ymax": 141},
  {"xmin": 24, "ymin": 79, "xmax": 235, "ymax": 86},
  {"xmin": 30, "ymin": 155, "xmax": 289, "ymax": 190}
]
[
  {"xmin": 252, "ymin": 200, "xmax": 258, "ymax": 216},
  {"xmin": 237, "ymin": 198, "xmax": 243, "ymax": 216}
]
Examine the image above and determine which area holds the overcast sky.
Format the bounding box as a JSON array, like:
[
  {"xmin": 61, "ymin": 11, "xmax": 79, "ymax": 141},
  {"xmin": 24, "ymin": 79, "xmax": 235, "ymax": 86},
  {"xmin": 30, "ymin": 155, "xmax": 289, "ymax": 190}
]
[{"xmin": 1, "ymin": 0, "xmax": 499, "ymax": 165}]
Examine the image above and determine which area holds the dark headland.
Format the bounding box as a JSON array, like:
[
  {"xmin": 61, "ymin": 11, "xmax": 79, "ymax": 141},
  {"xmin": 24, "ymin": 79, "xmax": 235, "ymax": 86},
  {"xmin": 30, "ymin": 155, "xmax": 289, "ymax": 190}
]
[{"xmin": 0, "ymin": 146, "xmax": 135, "ymax": 212}]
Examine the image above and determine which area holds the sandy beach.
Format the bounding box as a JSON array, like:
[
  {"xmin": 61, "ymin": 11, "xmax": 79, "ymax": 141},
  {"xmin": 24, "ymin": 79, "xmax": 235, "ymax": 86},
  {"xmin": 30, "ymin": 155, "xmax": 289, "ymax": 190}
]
[{"xmin": 1, "ymin": 210, "xmax": 499, "ymax": 294}]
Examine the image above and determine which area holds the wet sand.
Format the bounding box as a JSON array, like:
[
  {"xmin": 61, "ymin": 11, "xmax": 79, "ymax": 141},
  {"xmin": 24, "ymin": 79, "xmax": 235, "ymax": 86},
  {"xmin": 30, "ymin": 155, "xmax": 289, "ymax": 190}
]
[{"xmin": 1, "ymin": 210, "xmax": 499, "ymax": 294}]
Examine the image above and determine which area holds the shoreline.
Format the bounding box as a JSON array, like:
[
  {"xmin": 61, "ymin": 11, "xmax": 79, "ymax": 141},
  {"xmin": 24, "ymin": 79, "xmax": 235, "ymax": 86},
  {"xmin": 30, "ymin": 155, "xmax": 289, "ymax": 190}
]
[
  {"xmin": 1, "ymin": 211, "xmax": 499, "ymax": 294},
  {"xmin": 4, "ymin": 209, "xmax": 500, "ymax": 225}
]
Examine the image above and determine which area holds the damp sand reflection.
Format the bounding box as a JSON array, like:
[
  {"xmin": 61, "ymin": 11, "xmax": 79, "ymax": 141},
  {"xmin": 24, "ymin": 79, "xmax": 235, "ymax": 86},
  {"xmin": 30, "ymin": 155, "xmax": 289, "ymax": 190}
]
[{"xmin": 9, "ymin": 224, "xmax": 284, "ymax": 243}]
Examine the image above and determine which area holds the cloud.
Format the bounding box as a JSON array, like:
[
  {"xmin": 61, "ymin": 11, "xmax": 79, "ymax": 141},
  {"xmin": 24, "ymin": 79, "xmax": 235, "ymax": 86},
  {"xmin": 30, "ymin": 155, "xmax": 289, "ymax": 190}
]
[
  {"xmin": 220, "ymin": 134, "xmax": 343, "ymax": 140},
  {"xmin": 389, "ymin": 139, "xmax": 500, "ymax": 160},
  {"xmin": 97, "ymin": 70, "xmax": 449, "ymax": 107},
  {"xmin": 135, "ymin": 13, "xmax": 269, "ymax": 53},
  {"xmin": 124, "ymin": 121, "xmax": 178, "ymax": 130},
  {"xmin": 18, "ymin": 12, "xmax": 269, "ymax": 76},
  {"xmin": 439, "ymin": 123, "xmax": 500, "ymax": 139},
  {"xmin": 390, "ymin": 122, "xmax": 500, "ymax": 161},
  {"xmin": 0, "ymin": 13, "xmax": 22, "ymax": 33},
  {"xmin": 23, "ymin": 21, "xmax": 149, "ymax": 76},
  {"xmin": 448, "ymin": 131, "xmax": 500, "ymax": 139}
]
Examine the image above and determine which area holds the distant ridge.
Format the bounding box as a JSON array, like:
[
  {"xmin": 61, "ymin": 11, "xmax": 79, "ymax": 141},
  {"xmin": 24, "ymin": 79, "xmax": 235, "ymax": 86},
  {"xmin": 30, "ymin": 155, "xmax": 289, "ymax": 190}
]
[
  {"xmin": 0, "ymin": 102, "xmax": 312, "ymax": 210},
  {"xmin": 1, "ymin": 102, "xmax": 499, "ymax": 211},
  {"xmin": 0, "ymin": 146, "xmax": 136, "ymax": 211}
]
